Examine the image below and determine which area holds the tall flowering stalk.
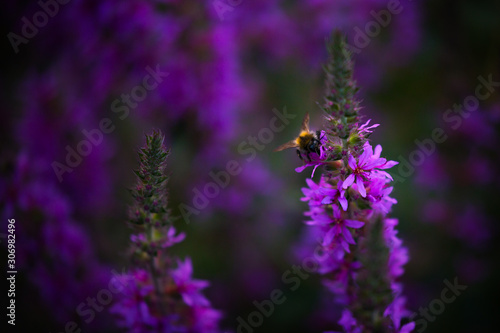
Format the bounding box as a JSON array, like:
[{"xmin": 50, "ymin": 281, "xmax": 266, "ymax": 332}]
[
  {"xmin": 296, "ymin": 31, "xmax": 414, "ymax": 333},
  {"xmin": 111, "ymin": 130, "xmax": 221, "ymax": 333}
]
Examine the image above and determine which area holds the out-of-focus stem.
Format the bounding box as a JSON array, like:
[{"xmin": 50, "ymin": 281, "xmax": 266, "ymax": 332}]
[{"xmin": 147, "ymin": 225, "xmax": 166, "ymax": 317}]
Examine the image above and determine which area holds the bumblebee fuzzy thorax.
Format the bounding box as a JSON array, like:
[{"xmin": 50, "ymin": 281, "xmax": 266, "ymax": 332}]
[{"xmin": 296, "ymin": 131, "xmax": 315, "ymax": 149}]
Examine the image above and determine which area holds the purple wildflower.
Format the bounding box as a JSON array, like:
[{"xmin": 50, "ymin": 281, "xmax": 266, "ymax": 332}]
[
  {"xmin": 321, "ymin": 205, "xmax": 364, "ymax": 253},
  {"xmin": 343, "ymin": 143, "xmax": 398, "ymax": 198},
  {"xmin": 112, "ymin": 131, "xmax": 221, "ymax": 333},
  {"xmin": 110, "ymin": 270, "xmax": 157, "ymax": 331},
  {"xmin": 281, "ymin": 32, "xmax": 413, "ymax": 332},
  {"xmin": 171, "ymin": 258, "xmax": 210, "ymax": 307},
  {"xmin": 358, "ymin": 119, "xmax": 380, "ymax": 136},
  {"xmin": 321, "ymin": 180, "xmax": 348, "ymax": 211},
  {"xmin": 161, "ymin": 227, "xmax": 186, "ymax": 248}
]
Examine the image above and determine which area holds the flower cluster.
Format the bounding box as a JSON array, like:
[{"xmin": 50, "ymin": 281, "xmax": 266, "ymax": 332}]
[
  {"xmin": 296, "ymin": 32, "xmax": 414, "ymax": 332},
  {"xmin": 110, "ymin": 130, "xmax": 221, "ymax": 333}
]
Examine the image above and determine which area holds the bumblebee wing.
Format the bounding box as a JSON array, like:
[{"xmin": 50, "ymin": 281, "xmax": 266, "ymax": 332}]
[
  {"xmin": 274, "ymin": 140, "xmax": 299, "ymax": 152},
  {"xmin": 301, "ymin": 112, "xmax": 310, "ymax": 132}
]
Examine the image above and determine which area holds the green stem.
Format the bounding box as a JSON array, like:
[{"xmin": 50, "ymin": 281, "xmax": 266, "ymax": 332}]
[{"xmin": 147, "ymin": 225, "xmax": 166, "ymax": 317}]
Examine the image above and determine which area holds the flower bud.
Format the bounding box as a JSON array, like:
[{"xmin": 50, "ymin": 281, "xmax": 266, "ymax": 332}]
[{"xmin": 348, "ymin": 132, "xmax": 362, "ymax": 145}]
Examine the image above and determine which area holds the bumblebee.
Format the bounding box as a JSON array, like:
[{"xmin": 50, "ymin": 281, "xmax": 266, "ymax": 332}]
[{"xmin": 274, "ymin": 112, "xmax": 322, "ymax": 162}]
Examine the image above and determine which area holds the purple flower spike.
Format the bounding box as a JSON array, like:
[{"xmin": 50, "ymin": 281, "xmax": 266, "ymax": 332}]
[
  {"xmin": 286, "ymin": 32, "xmax": 412, "ymax": 332},
  {"xmin": 113, "ymin": 131, "xmax": 221, "ymax": 332}
]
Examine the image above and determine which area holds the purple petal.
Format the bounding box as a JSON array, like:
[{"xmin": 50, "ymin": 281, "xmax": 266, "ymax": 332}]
[
  {"xmin": 311, "ymin": 214, "xmax": 332, "ymax": 225},
  {"xmin": 342, "ymin": 226, "xmax": 355, "ymax": 244},
  {"xmin": 338, "ymin": 309, "xmax": 356, "ymax": 327},
  {"xmin": 331, "ymin": 204, "xmax": 342, "ymax": 219},
  {"xmin": 295, "ymin": 165, "xmax": 308, "ymax": 173},
  {"xmin": 343, "ymin": 174, "xmax": 355, "ymax": 188},
  {"xmin": 319, "ymin": 130, "xmax": 327, "ymax": 144},
  {"xmin": 380, "ymin": 160, "xmax": 399, "ymax": 169},
  {"xmin": 373, "ymin": 145, "xmax": 383, "ymax": 158},
  {"xmin": 366, "ymin": 157, "xmax": 387, "ymax": 169},
  {"xmin": 341, "ymin": 240, "xmax": 350, "ymax": 253},
  {"xmin": 359, "ymin": 119, "xmax": 371, "ymax": 130},
  {"xmin": 301, "ymin": 188, "xmax": 312, "ymax": 196},
  {"xmin": 348, "ymin": 154, "xmax": 357, "ymax": 169},
  {"xmin": 311, "ymin": 164, "xmax": 320, "ymax": 178},
  {"xmin": 377, "ymin": 170, "xmax": 394, "ymax": 180},
  {"xmin": 345, "ymin": 219, "xmax": 365, "ymax": 228},
  {"xmin": 359, "ymin": 145, "xmax": 373, "ymax": 165},
  {"xmin": 339, "ymin": 197, "xmax": 348, "ymax": 211},
  {"xmin": 356, "ymin": 177, "xmax": 366, "ymax": 197},
  {"xmin": 322, "ymin": 196, "xmax": 333, "ymax": 204},
  {"xmin": 305, "ymin": 178, "xmax": 317, "ymax": 189},
  {"xmin": 399, "ymin": 322, "xmax": 416, "ymax": 333},
  {"xmin": 359, "ymin": 120, "xmax": 380, "ymax": 134},
  {"xmin": 319, "ymin": 187, "xmax": 335, "ymax": 195},
  {"xmin": 323, "ymin": 227, "xmax": 336, "ymax": 246}
]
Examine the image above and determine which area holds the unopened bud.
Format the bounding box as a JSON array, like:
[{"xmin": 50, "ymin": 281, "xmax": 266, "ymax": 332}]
[{"xmin": 348, "ymin": 133, "xmax": 362, "ymax": 145}]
